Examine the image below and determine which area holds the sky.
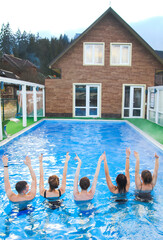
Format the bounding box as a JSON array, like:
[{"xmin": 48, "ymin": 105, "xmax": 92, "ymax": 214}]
[{"xmin": 1, "ymin": 0, "xmax": 163, "ymax": 41}]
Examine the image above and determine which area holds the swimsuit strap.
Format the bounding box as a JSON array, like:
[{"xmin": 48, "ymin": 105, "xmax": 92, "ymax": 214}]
[
  {"xmin": 58, "ymin": 189, "xmax": 61, "ymax": 197},
  {"xmin": 44, "ymin": 190, "xmax": 47, "ymax": 198}
]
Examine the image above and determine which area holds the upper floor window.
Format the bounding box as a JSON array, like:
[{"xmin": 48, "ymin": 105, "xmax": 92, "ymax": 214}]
[
  {"xmin": 110, "ymin": 43, "xmax": 132, "ymax": 66},
  {"xmin": 83, "ymin": 42, "xmax": 105, "ymax": 66}
]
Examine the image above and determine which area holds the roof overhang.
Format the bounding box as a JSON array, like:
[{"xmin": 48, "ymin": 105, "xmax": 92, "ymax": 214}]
[
  {"xmin": 49, "ymin": 7, "xmax": 163, "ymax": 69},
  {"xmin": 0, "ymin": 76, "xmax": 45, "ymax": 88}
]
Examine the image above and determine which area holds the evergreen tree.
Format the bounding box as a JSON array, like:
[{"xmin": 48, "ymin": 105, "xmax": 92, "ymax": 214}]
[
  {"xmin": 0, "ymin": 23, "xmax": 14, "ymax": 54},
  {"xmin": 0, "ymin": 23, "xmax": 72, "ymax": 76}
]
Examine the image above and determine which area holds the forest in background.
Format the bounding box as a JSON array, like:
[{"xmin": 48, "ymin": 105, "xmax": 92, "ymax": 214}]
[{"xmin": 0, "ymin": 23, "xmax": 72, "ymax": 76}]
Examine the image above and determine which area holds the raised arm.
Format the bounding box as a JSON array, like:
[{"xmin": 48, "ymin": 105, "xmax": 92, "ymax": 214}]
[
  {"xmin": 39, "ymin": 154, "xmax": 45, "ymax": 197},
  {"xmin": 60, "ymin": 152, "xmax": 70, "ymax": 194},
  {"xmin": 24, "ymin": 156, "xmax": 37, "ymax": 198},
  {"xmin": 152, "ymin": 153, "xmax": 159, "ymax": 187},
  {"xmin": 89, "ymin": 152, "xmax": 104, "ymax": 196},
  {"xmin": 125, "ymin": 148, "xmax": 130, "ymax": 191},
  {"xmin": 73, "ymin": 154, "xmax": 81, "ymax": 198},
  {"xmin": 134, "ymin": 151, "xmax": 141, "ymax": 190},
  {"xmin": 104, "ymin": 152, "xmax": 116, "ymax": 193},
  {"xmin": 2, "ymin": 155, "xmax": 16, "ymax": 201}
]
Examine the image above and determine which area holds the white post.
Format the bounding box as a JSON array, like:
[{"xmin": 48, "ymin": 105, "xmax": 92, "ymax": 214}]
[
  {"xmin": 33, "ymin": 86, "xmax": 37, "ymax": 122},
  {"xmin": 0, "ymin": 91, "xmax": 3, "ymax": 140},
  {"xmin": 147, "ymin": 87, "xmax": 150, "ymax": 120},
  {"xmin": 22, "ymin": 85, "xmax": 27, "ymax": 127},
  {"xmin": 155, "ymin": 89, "xmax": 159, "ymax": 124},
  {"xmin": 42, "ymin": 87, "xmax": 45, "ymax": 117}
]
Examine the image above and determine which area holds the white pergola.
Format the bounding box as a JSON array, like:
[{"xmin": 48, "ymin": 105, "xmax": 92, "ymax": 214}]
[{"xmin": 0, "ymin": 76, "xmax": 45, "ymax": 140}]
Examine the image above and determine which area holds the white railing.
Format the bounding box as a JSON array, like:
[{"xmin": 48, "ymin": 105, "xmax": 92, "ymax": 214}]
[{"xmin": 147, "ymin": 86, "xmax": 163, "ymax": 126}]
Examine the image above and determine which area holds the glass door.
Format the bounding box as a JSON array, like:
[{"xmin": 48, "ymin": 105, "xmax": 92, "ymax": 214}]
[
  {"xmin": 123, "ymin": 85, "xmax": 144, "ymax": 118},
  {"xmin": 74, "ymin": 84, "xmax": 100, "ymax": 117},
  {"xmin": 132, "ymin": 87, "xmax": 143, "ymax": 117}
]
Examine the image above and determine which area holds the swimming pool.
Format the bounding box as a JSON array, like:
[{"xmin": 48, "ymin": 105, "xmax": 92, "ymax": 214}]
[{"xmin": 0, "ymin": 120, "xmax": 162, "ymax": 239}]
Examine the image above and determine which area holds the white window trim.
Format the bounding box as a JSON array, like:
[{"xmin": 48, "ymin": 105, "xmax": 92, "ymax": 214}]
[
  {"xmin": 110, "ymin": 43, "xmax": 132, "ymax": 66},
  {"xmin": 73, "ymin": 83, "xmax": 102, "ymax": 118},
  {"xmin": 121, "ymin": 84, "xmax": 146, "ymax": 118},
  {"xmin": 83, "ymin": 42, "xmax": 105, "ymax": 66}
]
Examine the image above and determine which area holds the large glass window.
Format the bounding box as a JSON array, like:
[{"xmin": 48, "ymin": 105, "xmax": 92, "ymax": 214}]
[
  {"xmin": 110, "ymin": 43, "xmax": 132, "ymax": 66},
  {"xmin": 83, "ymin": 43, "xmax": 104, "ymax": 65}
]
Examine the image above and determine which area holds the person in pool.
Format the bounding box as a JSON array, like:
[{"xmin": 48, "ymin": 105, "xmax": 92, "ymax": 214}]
[
  {"xmin": 39, "ymin": 152, "xmax": 70, "ymax": 199},
  {"xmin": 134, "ymin": 151, "xmax": 159, "ymax": 191},
  {"xmin": 2, "ymin": 155, "xmax": 37, "ymax": 202},
  {"xmin": 73, "ymin": 152, "xmax": 105, "ymax": 201},
  {"xmin": 104, "ymin": 148, "xmax": 131, "ymax": 194}
]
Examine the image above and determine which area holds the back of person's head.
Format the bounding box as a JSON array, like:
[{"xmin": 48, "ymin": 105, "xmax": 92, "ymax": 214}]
[
  {"xmin": 79, "ymin": 177, "xmax": 90, "ymax": 190},
  {"xmin": 15, "ymin": 181, "xmax": 27, "ymax": 194},
  {"xmin": 141, "ymin": 170, "xmax": 152, "ymax": 184},
  {"xmin": 48, "ymin": 175, "xmax": 59, "ymax": 190},
  {"xmin": 116, "ymin": 174, "xmax": 127, "ymax": 194}
]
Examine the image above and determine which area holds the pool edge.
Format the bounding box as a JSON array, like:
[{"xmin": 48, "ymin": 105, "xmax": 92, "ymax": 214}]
[
  {"xmin": 126, "ymin": 120, "xmax": 163, "ymax": 151},
  {"xmin": 0, "ymin": 119, "xmax": 44, "ymax": 147}
]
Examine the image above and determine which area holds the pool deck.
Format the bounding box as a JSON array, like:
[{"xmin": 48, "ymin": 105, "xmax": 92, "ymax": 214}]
[{"xmin": 1, "ymin": 117, "xmax": 163, "ymax": 150}]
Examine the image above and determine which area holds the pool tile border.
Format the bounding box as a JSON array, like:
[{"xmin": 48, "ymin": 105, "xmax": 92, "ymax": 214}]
[{"xmin": 0, "ymin": 118, "xmax": 162, "ymax": 151}]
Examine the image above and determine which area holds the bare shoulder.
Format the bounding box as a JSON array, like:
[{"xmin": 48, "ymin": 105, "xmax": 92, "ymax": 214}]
[{"xmin": 111, "ymin": 186, "xmax": 119, "ymax": 194}]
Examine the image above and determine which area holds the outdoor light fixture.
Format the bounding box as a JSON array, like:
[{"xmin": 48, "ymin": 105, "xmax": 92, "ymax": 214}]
[
  {"xmin": 154, "ymin": 89, "xmax": 157, "ymax": 93},
  {"xmin": 19, "ymin": 85, "xmax": 22, "ymax": 91}
]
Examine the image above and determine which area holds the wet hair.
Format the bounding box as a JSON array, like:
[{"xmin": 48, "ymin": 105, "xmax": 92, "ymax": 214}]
[
  {"xmin": 141, "ymin": 170, "xmax": 152, "ymax": 184},
  {"xmin": 15, "ymin": 181, "xmax": 28, "ymax": 194},
  {"xmin": 48, "ymin": 175, "xmax": 59, "ymax": 190},
  {"xmin": 116, "ymin": 174, "xmax": 127, "ymax": 194},
  {"xmin": 79, "ymin": 177, "xmax": 90, "ymax": 190}
]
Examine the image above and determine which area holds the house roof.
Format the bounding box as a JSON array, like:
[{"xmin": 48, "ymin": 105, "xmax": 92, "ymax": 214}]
[
  {"xmin": 49, "ymin": 7, "xmax": 163, "ymax": 68},
  {"xmin": 0, "ymin": 69, "xmax": 20, "ymax": 79},
  {"xmin": 155, "ymin": 51, "xmax": 163, "ymax": 60},
  {"xmin": 2, "ymin": 54, "xmax": 37, "ymax": 71}
]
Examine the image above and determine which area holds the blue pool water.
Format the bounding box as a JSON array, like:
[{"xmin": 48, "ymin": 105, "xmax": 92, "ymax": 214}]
[{"xmin": 0, "ymin": 120, "xmax": 163, "ymax": 240}]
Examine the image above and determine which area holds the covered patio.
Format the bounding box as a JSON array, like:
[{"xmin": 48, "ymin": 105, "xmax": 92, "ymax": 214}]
[{"xmin": 0, "ymin": 76, "xmax": 45, "ymax": 140}]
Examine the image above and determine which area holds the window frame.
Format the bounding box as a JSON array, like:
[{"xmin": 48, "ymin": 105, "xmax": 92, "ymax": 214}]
[
  {"xmin": 110, "ymin": 43, "xmax": 132, "ymax": 66},
  {"xmin": 83, "ymin": 42, "xmax": 105, "ymax": 66}
]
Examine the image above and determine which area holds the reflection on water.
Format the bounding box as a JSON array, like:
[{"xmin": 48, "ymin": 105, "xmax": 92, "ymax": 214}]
[
  {"xmin": 75, "ymin": 200, "xmax": 96, "ymax": 217},
  {"xmin": 43, "ymin": 198, "xmax": 63, "ymax": 210},
  {"xmin": 0, "ymin": 120, "xmax": 163, "ymax": 239},
  {"xmin": 135, "ymin": 190, "xmax": 153, "ymax": 202}
]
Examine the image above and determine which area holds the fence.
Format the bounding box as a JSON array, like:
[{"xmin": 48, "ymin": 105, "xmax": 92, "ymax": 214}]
[{"xmin": 147, "ymin": 86, "xmax": 163, "ymax": 126}]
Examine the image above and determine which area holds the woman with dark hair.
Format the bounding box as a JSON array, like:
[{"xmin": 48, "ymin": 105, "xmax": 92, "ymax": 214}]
[
  {"xmin": 73, "ymin": 153, "xmax": 104, "ymax": 201},
  {"xmin": 39, "ymin": 152, "xmax": 70, "ymax": 199},
  {"xmin": 134, "ymin": 151, "xmax": 159, "ymax": 191},
  {"xmin": 104, "ymin": 149, "xmax": 130, "ymax": 194}
]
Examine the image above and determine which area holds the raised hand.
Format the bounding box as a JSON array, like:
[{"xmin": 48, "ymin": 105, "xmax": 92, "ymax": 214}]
[
  {"xmin": 155, "ymin": 153, "xmax": 159, "ymax": 159},
  {"xmin": 99, "ymin": 152, "xmax": 105, "ymax": 162},
  {"xmin": 24, "ymin": 156, "xmax": 31, "ymax": 166},
  {"xmin": 74, "ymin": 153, "xmax": 81, "ymax": 163},
  {"xmin": 39, "ymin": 154, "xmax": 43, "ymax": 163},
  {"xmin": 126, "ymin": 148, "xmax": 131, "ymax": 158},
  {"xmin": 134, "ymin": 151, "xmax": 139, "ymax": 159},
  {"xmin": 2, "ymin": 155, "xmax": 8, "ymax": 166},
  {"xmin": 66, "ymin": 152, "xmax": 70, "ymax": 162}
]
